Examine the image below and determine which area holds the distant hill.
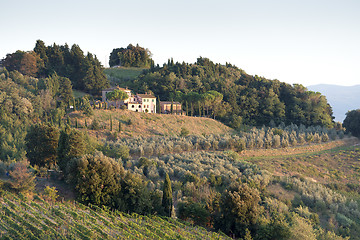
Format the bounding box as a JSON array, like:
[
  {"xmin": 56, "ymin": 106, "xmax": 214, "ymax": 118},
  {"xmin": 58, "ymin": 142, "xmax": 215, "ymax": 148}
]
[{"xmin": 307, "ymin": 84, "xmax": 360, "ymax": 123}]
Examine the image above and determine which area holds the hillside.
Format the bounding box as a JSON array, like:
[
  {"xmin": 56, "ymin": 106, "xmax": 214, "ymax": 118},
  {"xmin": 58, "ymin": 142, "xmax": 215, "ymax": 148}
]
[
  {"xmin": 68, "ymin": 109, "xmax": 233, "ymax": 139},
  {"xmin": 307, "ymin": 84, "xmax": 360, "ymax": 122},
  {"xmin": 0, "ymin": 191, "xmax": 230, "ymax": 239},
  {"xmin": 104, "ymin": 67, "xmax": 145, "ymax": 87}
]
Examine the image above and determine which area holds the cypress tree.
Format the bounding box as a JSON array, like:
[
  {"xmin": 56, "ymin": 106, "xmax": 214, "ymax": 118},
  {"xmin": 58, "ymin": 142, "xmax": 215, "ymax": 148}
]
[
  {"xmin": 198, "ymin": 101, "xmax": 201, "ymax": 117},
  {"xmin": 157, "ymin": 96, "xmax": 161, "ymax": 114},
  {"xmin": 162, "ymin": 172, "xmax": 173, "ymax": 217},
  {"xmin": 110, "ymin": 115, "xmax": 113, "ymax": 131},
  {"xmin": 171, "ymin": 99, "xmax": 173, "ymax": 114}
]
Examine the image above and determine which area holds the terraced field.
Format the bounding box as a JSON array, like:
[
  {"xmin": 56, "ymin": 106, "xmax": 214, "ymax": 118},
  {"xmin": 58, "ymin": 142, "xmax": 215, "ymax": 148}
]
[{"xmin": 0, "ymin": 191, "xmax": 229, "ymax": 240}]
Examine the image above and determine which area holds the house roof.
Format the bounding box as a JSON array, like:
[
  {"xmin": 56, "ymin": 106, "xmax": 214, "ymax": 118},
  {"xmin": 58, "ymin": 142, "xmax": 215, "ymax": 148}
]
[{"xmin": 137, "ymin": 94, "xmax": 156, "ymax": 98}]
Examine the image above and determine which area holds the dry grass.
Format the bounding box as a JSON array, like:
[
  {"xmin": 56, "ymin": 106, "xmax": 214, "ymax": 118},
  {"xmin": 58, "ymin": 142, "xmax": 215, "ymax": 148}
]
[
  {"xmin": 246, "ymin": 137, "xmax": 360, "ymax": 184},
  {"xmin": 68, "ymin": 109, "xmax": 233, "ymax": 139}
]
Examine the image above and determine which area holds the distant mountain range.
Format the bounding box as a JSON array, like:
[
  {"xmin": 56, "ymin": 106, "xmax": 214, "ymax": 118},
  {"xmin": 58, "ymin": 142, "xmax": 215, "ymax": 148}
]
[{"xmin": 307, "ymin": 84, "xmax": 360, "ymax": 123}]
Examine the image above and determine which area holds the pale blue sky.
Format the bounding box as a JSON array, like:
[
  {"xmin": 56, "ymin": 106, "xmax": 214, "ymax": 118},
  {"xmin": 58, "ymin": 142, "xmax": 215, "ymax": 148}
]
[{"xmin": 1, "ymin": 0, "xmax": 359, "ymax": 86}]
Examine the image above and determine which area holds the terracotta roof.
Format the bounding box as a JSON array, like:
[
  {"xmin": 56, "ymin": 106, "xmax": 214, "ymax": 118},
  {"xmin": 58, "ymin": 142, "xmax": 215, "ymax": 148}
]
[{"xmin": 137, "ymin": 94, "xmax": 156, "ymax": 98}]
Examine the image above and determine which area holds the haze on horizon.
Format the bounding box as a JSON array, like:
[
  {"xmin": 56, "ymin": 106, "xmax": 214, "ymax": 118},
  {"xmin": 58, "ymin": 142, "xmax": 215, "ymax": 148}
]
[{"xmin": 1, "ymin": 0, "xmax": 359, "ymax": 87}]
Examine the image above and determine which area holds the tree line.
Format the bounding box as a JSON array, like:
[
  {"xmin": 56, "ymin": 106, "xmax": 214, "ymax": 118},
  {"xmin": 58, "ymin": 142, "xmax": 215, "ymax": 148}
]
[
  {"xmin": 119, "ymin": 57, "xmax": 334, "ymax": 128},
  {"xmin": 109, "ymin": 44, "xmax": 154, "ymax": 68},
  {"xmin": 2, "ymin": 40, "xmax": 109, "ymax": 96}
]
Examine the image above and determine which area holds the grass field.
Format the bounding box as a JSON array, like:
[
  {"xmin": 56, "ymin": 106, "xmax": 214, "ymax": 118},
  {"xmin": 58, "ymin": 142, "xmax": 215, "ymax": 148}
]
[
  {"xmin": 104, "ymin": 67, "xmax": 146, "ymax": 87},
  {"xmin": 246, "ymin": 137, "xmax": 360, "ymax": 185}
]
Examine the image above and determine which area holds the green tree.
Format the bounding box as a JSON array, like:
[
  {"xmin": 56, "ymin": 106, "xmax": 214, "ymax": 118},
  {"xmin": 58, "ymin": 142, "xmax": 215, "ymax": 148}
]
[
  {"xmin": 57, "ymin": 127, "xmax": 86, "ymax": 172},
  {"xmin": 25, "ymin": 123, "xmax": 60, "ymax": 168},
  {"xmin": 343, "ymin": 109, "xmax": 360, "ymax": 137},
  {"xmin": 82, "ymin": 96, "xmax": 93, "ymax": 116},
  {"xmin": 66, "ymin": 152, "xmax": 123, "ymax": 206},
  {"xmin": 109, "ymin": 44, "xmax": 153, "ymax": 68},
  {"xmin": 216, "ymin": 183, "xmax": 261, "ymax": 238},
  {"xmin": 58, "ymin": 76, "xmax": 73, "ymax": 105},
  {"xmin": 106, "ymin": 89, "xmax": 128, "ymax": 108},
  {"xmin": 162, "ymin": 172, "xmax": 173, "ymax": 217}
]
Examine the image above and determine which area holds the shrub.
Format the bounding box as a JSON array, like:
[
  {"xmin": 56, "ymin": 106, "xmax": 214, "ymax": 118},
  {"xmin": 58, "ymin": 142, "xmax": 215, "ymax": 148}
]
[
  {"xmin": 9, "ymin": 160, "xmax": 36, "ymax": 193},
  {"xmin": 180, "ymin": 127, "xmax": 190, "ymax": 137},
  {"xmin": 44, "ymin": 186, "xmax": 58, "ymax": 202}
]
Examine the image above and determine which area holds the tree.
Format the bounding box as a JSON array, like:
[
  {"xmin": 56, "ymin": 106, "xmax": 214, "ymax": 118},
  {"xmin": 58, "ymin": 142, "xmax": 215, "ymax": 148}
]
[
  {"xmin": 82, "ymin": 96, "xmax": 93, "ymax": 116},
  {"xmin": 3, "ymin": 51, "xmax": 38, "ymax": 77},
  {"xmin": 207, "ymin": 90, "xmax": 223, "ymax": 119},
  {"xmin": 106, "ymin": 89, "xmax": 128, "ymax": 108},
  {"xmin": 34, "ymin": 39, "xmax": 48, "ymax": 76},
  {"xmin": 215, "ymin": 183, "xmax": 261, "ymax": 238},
  {"xmin": 9, "ymin": 160, "xmax": 36, "ymax": 193},
  {"xmin": 109, "ymin": 44, "xmax": 153, "ymax": 68},
  {"xmin": 57, "ymin": 127, "xmax": 86, "ymax": 172},
  {"xmin": 343, "ymin": 109, "xmax": 360, "ymax": 137},
  {"xmin": 66, "ymin": 152, "xmax": 123, "ymax": 206},
  {"xmin": 162, "ymin": 172, "xmax": 173, "ymax": 217},
  {"xmin": 26, "ymin": 123, "xmax": 60, "ymax": 168},
  {"xmin": 58, "ymin": 76, "xmax": 73, "ymax": 105}
]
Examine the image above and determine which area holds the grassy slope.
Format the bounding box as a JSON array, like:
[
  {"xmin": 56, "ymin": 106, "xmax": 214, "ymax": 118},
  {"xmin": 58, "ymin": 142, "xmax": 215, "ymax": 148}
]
[
  {"xmin": 0, "ymin": 191, "xmax": 230, "ymax": 240},
  {"xmin": 104, "ymin": 67, "xmax": 145, "ymax": 87},
  {"xmin": 69, "ymin": 109, "xmax": 233, "ymax": 139},
  {"xmin": 244, "ymin": 137, "xmax": 360, "ymax": 185}
]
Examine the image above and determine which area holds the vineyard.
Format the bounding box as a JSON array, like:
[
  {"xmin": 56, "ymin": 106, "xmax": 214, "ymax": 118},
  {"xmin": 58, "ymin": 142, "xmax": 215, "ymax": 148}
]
[{"xmin": 0, "ymin": 191, "xmax": 230, "ymax": 240}]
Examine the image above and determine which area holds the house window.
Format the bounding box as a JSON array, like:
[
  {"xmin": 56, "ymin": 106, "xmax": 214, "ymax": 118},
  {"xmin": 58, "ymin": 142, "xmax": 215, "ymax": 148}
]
[
  {"xmin": 139, "ymin": 105, "xmax": 141, "ymax": 108},
  {"xmin": 152, "ymin": 99, "xmax": 154, "ymax": 102},
  {"xmin": 132, "ymin": 105, "xmax": 134, "ymax": 108}
]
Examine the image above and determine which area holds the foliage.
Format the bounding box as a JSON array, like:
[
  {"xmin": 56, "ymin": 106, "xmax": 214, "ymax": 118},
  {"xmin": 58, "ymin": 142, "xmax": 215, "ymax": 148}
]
[
  {"xmin": 2, "ymin": 50, "xmax": 39, "ymax": 77},
  {"xmin": 25, "ymin": 123, "xmax": 60, "ymax": 168},
  {"xmin": 66, "ymin": 151, "xmax": 123, "ymax": 206},
  {"xmin": 126, "ymin": 57, "xmax": 334, "ymax": 127},
  {"xmin": 109, "ymin": 44, "xmax": 154, "ymax": 68},
  {"xmin": 43, "ymin": 186, "xmax": 58, "ymax": 202},
  {"xmin": 343, "ymin": 109, "xmax": 360, "ymax": 137},
  {"xmin": 81, "ymin": 96, "xmax": 94, "ymax": 116},
  {"xmin": 177, "ymin": 201, "xmax": 210, "ymax": 226},
  {"xmin": 3, "ymin": 40, "xmax": 110, "ymax": 95},
  {"xmin": 215, "ymin": 183, "xmax": 261, "ymax": 238},
  {"xmin": 162, "ymin": 172, "xmax": 173, "ymax": 217},
  {"xmin": 106, "ymin": 89, "xmax": 128, "ymax": 108},
  {"xmin": 8, "ymin": 160, "xmax": 36, "ymax": 193},
  {"xmin": 57, "ymin": 127, "xmax": 86, "ymax": 172}
]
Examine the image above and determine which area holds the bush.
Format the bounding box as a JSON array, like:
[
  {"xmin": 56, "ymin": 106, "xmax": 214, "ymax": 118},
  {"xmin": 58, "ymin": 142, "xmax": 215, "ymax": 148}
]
[
  {"xmin": 9, "ymin": 160, "xmax": 36, "ymax": 193},
  {"xmin": 180, "ymin": 127, "xmax": 190, "ymax": 137}
]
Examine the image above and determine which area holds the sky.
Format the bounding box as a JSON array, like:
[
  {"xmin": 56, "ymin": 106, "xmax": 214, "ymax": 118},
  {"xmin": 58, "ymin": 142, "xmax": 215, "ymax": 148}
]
[{"xmin": 1, "ymin": 0, "xmax": 359, "ymax": 87}]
